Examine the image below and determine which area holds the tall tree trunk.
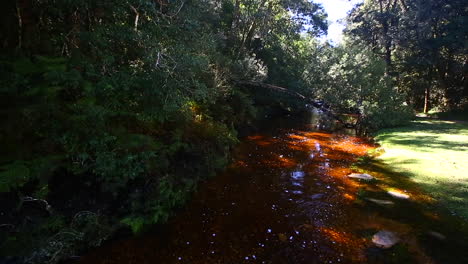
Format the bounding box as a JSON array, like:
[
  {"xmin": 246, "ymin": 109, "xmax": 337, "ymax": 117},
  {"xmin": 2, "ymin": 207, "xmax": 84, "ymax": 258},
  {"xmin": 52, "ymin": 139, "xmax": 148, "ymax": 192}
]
[
  {"xmin": 384, "ymin": 40, "xmax": 392, "ymax": 73},
  {"xmin": 423, "ymin": 87, "xmax": 430, "ymax": 113},
  {"xmin": 16, "ymin": 0, "xmax": 22, "ymax": 50},
  {"xmin": 16, "ymin": 0, "xmax": 36, "ymax": 52}
]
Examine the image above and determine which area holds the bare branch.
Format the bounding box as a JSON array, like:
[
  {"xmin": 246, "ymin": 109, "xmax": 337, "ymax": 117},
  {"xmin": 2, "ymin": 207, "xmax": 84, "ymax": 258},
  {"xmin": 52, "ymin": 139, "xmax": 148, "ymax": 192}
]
[
  {"xmin": 129, "ymin": 4, "xmax": 140, "ymax": 31},
  {"xmin": 21, "ymin": 196, "xmax": 53, "ymax": 214},
  {"xmin": 169, "ymin": 1, "xmax": 186, "ymax": 18}
]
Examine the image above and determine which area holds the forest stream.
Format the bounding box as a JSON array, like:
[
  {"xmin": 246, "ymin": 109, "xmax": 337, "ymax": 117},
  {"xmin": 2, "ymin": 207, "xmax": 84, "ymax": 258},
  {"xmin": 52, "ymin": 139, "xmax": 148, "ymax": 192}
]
[{"xmin": 73, "ymin": 110, "xmax": 468, "ymax": 264}]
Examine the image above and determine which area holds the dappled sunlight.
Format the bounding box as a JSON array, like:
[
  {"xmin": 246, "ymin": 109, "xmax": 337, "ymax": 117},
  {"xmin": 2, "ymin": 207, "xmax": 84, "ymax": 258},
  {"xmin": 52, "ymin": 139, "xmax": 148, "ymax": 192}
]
[
  {"xmin": 276, "ymin": 156, "xmax": 297, "ymax": 168},
  {"xmin": 343, "ymin": 193, "xmax": 355, "ymax": 200},
  {"xmin": 354, "ymin": 156, "xmax": 436, "ymax": 204},
  {"xmin": 417, "ymin": 120, "xmax": 457, "ymax": 125},
  {"xmin": 78, "ymin": 118, "xmax": 468, "ymax": 264},
  {"xmin": 320, "ymin": 227, "xmax": 361, "ymax": 245}
]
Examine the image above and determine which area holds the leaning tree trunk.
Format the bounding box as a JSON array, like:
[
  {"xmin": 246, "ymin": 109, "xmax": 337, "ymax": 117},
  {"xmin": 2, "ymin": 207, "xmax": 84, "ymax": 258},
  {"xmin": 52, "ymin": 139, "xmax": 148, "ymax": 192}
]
[{"xmin": 234, "ymin": 80, "xmax": 356, "ymax": 128}]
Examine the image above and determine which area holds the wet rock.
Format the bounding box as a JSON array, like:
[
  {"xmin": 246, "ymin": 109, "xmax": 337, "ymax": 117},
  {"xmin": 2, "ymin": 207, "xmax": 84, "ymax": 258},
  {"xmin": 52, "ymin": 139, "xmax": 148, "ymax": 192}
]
[
  {"xmin": 367, "ymin": 198, "xmax": 395, "ymax": 206},
  {"xmin": 347, "ymin": 173, "xmax": 374, "ymax": 180},
  {"xmin": 372, "ymin": 230, "xmax": 400, "ymax": 248},
  {"xmin": 387, "ymin": 190, "xmax": 410, "ymax": 199}
]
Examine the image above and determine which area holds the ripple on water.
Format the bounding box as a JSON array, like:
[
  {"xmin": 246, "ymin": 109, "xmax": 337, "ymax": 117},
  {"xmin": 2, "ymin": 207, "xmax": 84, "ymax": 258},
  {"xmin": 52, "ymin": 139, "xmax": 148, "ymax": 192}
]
[{"xmin": 76, "ymin": 119, "xmax": 378, "ymax": 264}]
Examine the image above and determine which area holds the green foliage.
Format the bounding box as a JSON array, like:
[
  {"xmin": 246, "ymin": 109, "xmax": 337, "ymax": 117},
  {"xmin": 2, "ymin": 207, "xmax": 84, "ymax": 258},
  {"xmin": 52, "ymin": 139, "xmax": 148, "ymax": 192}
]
[
  {"xmin": 121, "ymin": 216, "xmax": 147, "ymax": 234},
  {"xmin": 313, "ymin": 44, "xmax": 412, "ymax": 130},
  {"xmin": 0, "ymin": 162, "xmax": 30, "ymax": 192},
  {"xmin": 0, "ymin": 0, "xmax": 330, "ymax": 262},
  {"xmin": 27, "ymin": 212, "xmax": 112, "ymax": 264},
  {"xmin": 2, "ymin": 0, "xmax": 461, "ymax": 262},
  {"xmin": 346, "ymin": 0, "xmax": 467, "ymax": 111}
]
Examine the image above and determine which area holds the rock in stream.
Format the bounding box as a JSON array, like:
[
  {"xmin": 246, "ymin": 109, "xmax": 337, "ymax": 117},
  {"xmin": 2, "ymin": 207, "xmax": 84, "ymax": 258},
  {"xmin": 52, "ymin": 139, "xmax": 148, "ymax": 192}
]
[{"xmin": 372, "ymin": 230, "xmax": 400, "ymax": 248}]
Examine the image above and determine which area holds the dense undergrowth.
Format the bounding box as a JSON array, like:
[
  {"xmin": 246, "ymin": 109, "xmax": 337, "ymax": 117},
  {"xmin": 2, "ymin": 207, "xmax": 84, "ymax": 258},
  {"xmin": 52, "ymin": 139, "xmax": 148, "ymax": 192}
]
[{"xmin": 0, "ymin": 0, "xmax": 321, "ymax": 262}]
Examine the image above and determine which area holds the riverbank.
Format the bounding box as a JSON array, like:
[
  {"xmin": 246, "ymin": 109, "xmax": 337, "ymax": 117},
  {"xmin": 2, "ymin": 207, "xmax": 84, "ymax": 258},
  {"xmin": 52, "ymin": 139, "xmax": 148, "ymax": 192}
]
[
  {"xmin": 73, "ymin": 117, "xmax": 383, "ymax": 264},
  {"xmin": 373, "ymin": 118, "xmax": 468, "ymax": 219},
  {"xmin": 73, "ymin": 115, "xmax": 468, "ymax": 264}
]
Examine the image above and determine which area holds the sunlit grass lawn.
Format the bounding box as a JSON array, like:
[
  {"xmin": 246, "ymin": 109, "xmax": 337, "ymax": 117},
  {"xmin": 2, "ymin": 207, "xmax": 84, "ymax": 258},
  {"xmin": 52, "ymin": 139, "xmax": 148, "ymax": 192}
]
[{"xmin": 375, "ymin": 118, "xmax": 468, "ymax": 218}]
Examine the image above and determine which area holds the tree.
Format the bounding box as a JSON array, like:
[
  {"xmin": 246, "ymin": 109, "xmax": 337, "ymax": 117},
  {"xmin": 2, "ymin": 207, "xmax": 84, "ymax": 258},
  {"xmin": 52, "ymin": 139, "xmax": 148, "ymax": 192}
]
[
  {"xmin": 346, "ymin": 0, "xmax": 468, "ymax": 112},
  {"xmin": 316, "ymin": 43, "xmax": 412, "ymax": 130},
  {"xmin": 0, "ymin": 1, "xmax": 330, "ymax": 262}
]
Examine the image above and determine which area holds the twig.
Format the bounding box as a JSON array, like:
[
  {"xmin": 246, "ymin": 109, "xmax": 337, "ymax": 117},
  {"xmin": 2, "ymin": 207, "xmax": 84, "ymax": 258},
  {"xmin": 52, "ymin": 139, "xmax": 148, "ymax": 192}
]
[{"xmin": 169, "ymin": 1, "xmax": 185, "ymax": 18}]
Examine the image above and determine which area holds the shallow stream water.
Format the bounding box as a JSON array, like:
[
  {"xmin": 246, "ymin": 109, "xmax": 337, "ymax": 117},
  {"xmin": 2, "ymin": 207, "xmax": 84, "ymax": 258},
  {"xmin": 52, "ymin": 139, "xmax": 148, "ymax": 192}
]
[{"xmin": 75, "ymin": 111, "xmax": 468, "ymax": 264}]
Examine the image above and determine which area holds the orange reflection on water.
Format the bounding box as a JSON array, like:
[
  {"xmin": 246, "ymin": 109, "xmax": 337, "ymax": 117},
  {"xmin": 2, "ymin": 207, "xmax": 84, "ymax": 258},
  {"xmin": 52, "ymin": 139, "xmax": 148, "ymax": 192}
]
[
  {"xmin": 247, "ymin": 135, "xmax": 264, "ymax": 140},
  {"xmin": 78, "ymin": 125, "xmax": 378, "ymax": 264},
  {"xmin": 277, "ymin": 156, "xmax": 296, "ymax": 168},
  {"xmin": 256, "ymin": 140, "xmax": 273, "ymax": 146},
  {"xmin": 320, "ymin": 227, "xmax": 357, "ymax": 245},
  {"xmin": 343, "ymin": 193, "xmax": 355, "ymax": 200}
]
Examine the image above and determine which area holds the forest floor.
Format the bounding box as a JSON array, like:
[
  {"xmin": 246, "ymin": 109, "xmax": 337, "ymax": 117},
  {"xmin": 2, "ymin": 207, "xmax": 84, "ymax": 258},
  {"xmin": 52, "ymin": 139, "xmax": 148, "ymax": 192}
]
[{"xmin": 374, "ymin": 117, "xmax": 468, "ymax": 219}]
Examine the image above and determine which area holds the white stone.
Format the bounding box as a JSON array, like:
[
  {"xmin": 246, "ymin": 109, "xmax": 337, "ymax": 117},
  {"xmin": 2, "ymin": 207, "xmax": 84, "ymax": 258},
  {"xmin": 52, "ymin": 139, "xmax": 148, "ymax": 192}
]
[
  {"xmin": 372, "ymin": 230, "xmax": 400, "ymax": 248},
  {"xmin": 347, "ymin": 173, "xmax": 374, "ymax": 180},
  {"xmin": 387, "ymin": 190, "xmax": 410, "ymax": 199}
]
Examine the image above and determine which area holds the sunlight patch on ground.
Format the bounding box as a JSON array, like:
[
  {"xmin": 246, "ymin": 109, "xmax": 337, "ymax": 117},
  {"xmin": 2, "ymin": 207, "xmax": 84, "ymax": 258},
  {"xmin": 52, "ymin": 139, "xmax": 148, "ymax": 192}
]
[{"xmin": 375, "ymin": 119, "xmax": 468, "ymax": 218}]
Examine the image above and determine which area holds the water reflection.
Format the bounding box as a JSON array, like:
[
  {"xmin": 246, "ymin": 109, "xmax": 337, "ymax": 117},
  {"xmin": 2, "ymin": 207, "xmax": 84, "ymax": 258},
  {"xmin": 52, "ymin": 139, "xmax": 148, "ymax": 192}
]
[{"xmin": 76, "ymin": 115, "xmax": 376, "ymax": 264}]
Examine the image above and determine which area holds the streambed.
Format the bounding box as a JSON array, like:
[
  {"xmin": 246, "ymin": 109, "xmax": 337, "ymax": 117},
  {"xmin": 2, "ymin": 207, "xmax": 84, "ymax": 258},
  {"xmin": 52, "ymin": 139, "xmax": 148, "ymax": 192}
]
[{"xmin": 75, "ymin": 112, "xmax": 468, "ymax": 264}]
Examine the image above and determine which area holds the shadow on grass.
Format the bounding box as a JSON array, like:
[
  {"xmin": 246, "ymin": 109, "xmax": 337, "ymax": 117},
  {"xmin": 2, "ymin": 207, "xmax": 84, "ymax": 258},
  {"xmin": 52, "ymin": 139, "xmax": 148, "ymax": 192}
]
[
  {"xmin": 373, "ymin": 118, "xmax": 468, "ymax": 216},
  {"xmin": 377, "ymin": 118, "xmax": 468, "ymax": 134},
  {"xmin": 378, "ymin": 136, "xmax": 468, "ymax": 152},
  {"xmin": 354, "ymin": 157, "xmax": 468, "ymax": 264},
  {"xmin": 428, "ymin": 109, "xmax": 468, "ymax": 122},
  {"xmin": 375, "ymin": 119, "xmax": 468, "ymax": 153}
]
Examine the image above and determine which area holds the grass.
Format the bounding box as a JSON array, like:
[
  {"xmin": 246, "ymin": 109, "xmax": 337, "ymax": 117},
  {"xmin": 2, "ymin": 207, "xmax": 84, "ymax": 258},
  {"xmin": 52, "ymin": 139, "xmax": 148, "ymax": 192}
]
[{"xmin": 374, "ymin": 118, "xmax": 468, "ymax": 218}]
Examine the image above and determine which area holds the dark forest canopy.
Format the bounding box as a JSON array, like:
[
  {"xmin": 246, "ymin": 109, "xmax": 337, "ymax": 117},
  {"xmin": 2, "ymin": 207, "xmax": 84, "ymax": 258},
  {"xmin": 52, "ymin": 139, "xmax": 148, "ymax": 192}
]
[{"xmin": 0, "ymin": 0, "xmax": 466, "ymax": 262}]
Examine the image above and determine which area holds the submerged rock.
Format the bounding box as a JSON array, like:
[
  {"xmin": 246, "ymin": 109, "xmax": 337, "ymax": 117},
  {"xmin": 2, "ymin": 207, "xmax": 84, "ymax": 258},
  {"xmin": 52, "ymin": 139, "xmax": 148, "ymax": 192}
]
[
  {"xmin": 311, "ymin": 193, "xmax": 324, "ymax": 199},
  {"xmin": 347, "ymin": 173, "xmax": 374, "ymax": 180},
  {"xmin": 367, "ymin": 198, "xmax": 395, "ymax": 206},
  {"xmin": 372, "ymin": 230, "xmax": 400, "ymax": 248},
  {"xmin": 387, "ymin": 190, "xmax": 410, "ymax": 199},
  {"xmin": 427, "ymin": 231, "xmax": 446, "ymax": 241}
]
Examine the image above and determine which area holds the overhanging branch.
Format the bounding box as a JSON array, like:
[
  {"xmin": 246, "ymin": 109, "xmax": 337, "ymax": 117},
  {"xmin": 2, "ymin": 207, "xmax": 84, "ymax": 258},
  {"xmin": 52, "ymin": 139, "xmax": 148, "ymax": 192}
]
[{"xmin": 234, "ymin": 80, "xmax": 355, "ymax": 127}]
